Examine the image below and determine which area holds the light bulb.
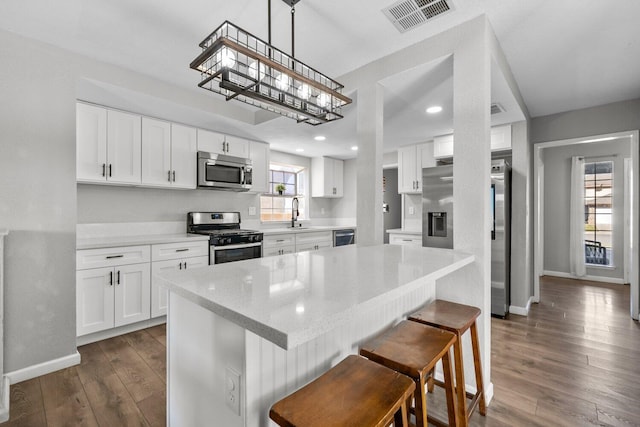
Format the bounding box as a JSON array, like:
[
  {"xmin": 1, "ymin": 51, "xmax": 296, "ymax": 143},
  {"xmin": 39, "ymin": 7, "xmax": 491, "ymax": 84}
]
[
  {"xmin": 297, "ymin": 83, "xmax": 311, "ymax": 100},
  {"xmin": 317, "ymin": 93, "xmax": 330, "ymax": 108},
  {"xmin": 248, "ymin": 61, "xmax": 266, "ymax": 81},
  {"xmin": 216, "ymin": 48, "xmax": 236, "ymax": 68},
  {"xmin": 276, "ymin": 73, "xmax": 291, "ymax": 91}
]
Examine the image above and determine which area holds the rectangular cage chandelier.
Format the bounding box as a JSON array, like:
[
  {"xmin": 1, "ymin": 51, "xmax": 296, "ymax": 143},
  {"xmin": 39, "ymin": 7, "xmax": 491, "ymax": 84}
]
[{"xmin": 190, "ymin": 3, "xmax": 352, "ymax": 126}]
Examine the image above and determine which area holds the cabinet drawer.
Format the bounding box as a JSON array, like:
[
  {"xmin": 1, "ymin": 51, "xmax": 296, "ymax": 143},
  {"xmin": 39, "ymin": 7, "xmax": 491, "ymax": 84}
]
[
  {"xmin": 263, "ymin": 245, "xmax": 295, "ymax": 257},
  {"xmin": 263, "ymin": 234, "xmax": 296, "ymax": 248},
  {"xmin": 151, "ymin": 240, "xmax": 209, "ymax": 261},
  {"xmin": 295, "ymin": 231, "xmax": 333, "ymax": 245},
  {"xmin": 389, "ymin": 234, "xmax": 422, "ymax": 246},
  {"xmin": 77, "ymin": 245, "xmax": 150, "ymax": 270}
]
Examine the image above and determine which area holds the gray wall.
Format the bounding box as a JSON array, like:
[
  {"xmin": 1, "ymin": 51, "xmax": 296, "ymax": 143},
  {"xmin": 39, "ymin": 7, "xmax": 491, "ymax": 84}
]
[
  {"xmin": 542, "ymin": 139, "xmax": 631, "ymax": 279},
  {"xmin": 0, "ymin": 31, "xmax": 77, "ymax": 371},
  {"xmin": 332, "ymin": 159, "xmax": 357, "ymax": 221}
]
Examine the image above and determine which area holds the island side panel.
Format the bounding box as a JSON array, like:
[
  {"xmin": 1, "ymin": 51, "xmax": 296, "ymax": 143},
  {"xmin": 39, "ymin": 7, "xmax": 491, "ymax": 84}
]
[
  {"xmin": 168, "ymin": 292, "xmax": 246, "ymax": 427},
  {"xmin": 244, "ymin": 277, "xmax": 436, "ymax": 427}
]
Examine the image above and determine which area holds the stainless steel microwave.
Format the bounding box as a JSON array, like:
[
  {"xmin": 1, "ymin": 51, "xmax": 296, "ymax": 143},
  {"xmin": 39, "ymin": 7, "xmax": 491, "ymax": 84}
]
[{"xmin": 197, "ymin": 151, "xmax": 252, "ymax": 191}]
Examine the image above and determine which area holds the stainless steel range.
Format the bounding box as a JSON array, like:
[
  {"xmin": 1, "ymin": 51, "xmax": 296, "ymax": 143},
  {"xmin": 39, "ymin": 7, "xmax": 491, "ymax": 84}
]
[{"xmin": 187, "ymin": 212, "xmax": 263, "ymax": 264}]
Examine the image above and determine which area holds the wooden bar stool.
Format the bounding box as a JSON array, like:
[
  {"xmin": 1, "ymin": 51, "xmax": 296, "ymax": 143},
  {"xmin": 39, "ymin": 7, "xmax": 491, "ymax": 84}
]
[
  {"xmin": 269, "ymin": 354, "xmax": 416, "ymax": 427},
  {"xmin": 408, "ymin": 299, "xmax": 486, "ymax": 427},
  {"xmin": 359, "ymin": 320, "xmax": 458, "ymax": 427}
]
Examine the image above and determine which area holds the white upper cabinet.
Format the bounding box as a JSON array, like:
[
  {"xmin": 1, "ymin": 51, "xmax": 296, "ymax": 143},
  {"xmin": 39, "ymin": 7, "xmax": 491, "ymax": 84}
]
[
  {"xmin": 197, "ymin": 130, "xmax": 249, "ymax": 157},
  {"xmin": 106, "ymin": 110, "xmax": 142, "ymax": 184},
  {"xmin": 170, "ymin": 124, "xmax": 197, "ymax": 189},
  {"xmin": 76, "ymin": 103, "xmax": 142, "ymax": 184},
  {"xmin": 312, "ymin": 157, "xmax": 343, "ymax": 198},
  {"xmin": 77, "ymin": 103, "xmax": 107, "ymax": 182},
  {"xmin": 142, "ymin": 119, "xmax": 197, "ymax": 189},
  {"xmin": 141, "ymin": 117, "xmax": 172, "ymax": 186},
  {"xmin": 398, "ymin": 142, "xmax": 435, "ymax": 194},
  {"xmin": 433, "ymin": 125, "xmax": 512, "ymax": 159},
  {"xmin": 249, "ymin": 141, "xmax": 270, "ymax": 194}
]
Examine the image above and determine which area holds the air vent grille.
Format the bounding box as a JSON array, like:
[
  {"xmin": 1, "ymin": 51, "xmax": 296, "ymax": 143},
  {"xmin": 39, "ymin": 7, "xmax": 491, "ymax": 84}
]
[
  {"xmin": 491, "ymin": 103, "xmax": 505, "ymax": 115},
  {"xmin": 383, "ymin": 0, "xmax": 453, "ymax": 33}
]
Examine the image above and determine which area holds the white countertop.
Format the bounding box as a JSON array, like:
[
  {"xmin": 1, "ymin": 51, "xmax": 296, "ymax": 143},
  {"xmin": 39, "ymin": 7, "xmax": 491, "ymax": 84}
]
[
  {"xmin": 77, "ymin": 233, "xmax": 209, "ymax": 250},
  {"xmin": 386, "ymin": 228, "xmax": 421, "ymax": 235},
  {"xmin": 261, "ymin": 225, "xmax": 355, "ymax": 235},
  {"xmin": 158, "ymin": 244, "xmax": 473, "ymax": 349}
]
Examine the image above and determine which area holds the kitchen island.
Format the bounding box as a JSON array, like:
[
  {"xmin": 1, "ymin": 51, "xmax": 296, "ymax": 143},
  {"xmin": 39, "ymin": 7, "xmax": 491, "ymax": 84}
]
[{"xmin": 158, "ymin": 244, "xmax": 474, "ymax": 427}]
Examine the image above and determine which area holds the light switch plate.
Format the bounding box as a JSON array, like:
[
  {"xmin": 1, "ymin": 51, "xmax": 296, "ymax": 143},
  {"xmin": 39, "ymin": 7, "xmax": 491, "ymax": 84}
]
[
  {"xmin": 409, "ymin": 206, "xmax": 415, "ymax": 215},
  {"xmin": 225, "ymin": 367, "xmax": 241, "ymax": 415},
  {"xmin": 248, "ymin": 206, "xmax": 256, "ymax": 216}
]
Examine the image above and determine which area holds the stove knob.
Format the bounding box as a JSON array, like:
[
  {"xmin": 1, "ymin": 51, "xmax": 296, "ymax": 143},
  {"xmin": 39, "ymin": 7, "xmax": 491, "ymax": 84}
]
[
  {"xmin": 249, "ymin": 235, "xmax": 255, "ymax": 242},
  {"xmin": 226, "ymin": 237, "xmax": 232, "ymax": 245}
]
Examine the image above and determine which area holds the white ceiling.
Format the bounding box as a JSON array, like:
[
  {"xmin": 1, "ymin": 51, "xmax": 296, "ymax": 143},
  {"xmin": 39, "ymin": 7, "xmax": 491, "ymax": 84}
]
[{"xmin": 1, "ymin": 0, "xmax": 639, "ymax": 159}]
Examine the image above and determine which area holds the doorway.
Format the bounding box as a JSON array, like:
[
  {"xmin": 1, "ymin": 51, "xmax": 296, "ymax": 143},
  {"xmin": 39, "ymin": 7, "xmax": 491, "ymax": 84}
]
[{"xmin": 533, "ymin": 130, "xmax": 639, "ymax": 319}]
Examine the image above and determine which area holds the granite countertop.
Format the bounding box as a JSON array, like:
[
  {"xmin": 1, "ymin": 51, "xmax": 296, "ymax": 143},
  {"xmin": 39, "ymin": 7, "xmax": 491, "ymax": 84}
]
[
  {"xmin": 157, "ymin": 244, "xmax": 474, "ymax": 349},
  {"xmin": 386, "ymin": 228, "xmax": 421, "ymax": 235},
  {"xmin": 77, "ymin": 233, "xmax": 210, "ymax": 250}
]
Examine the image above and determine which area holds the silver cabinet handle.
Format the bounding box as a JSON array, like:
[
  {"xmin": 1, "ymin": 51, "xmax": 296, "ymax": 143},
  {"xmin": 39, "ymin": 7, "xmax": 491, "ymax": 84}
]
[{"xmin": 179, "ymin": 262, "xmax": 183, "ymax": 270}]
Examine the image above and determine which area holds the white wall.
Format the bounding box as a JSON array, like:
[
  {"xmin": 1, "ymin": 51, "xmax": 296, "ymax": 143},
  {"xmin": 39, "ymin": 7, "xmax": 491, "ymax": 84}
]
[{"xmin": 0, "ymin": 30, "xmax": 77, "ymax": 372}]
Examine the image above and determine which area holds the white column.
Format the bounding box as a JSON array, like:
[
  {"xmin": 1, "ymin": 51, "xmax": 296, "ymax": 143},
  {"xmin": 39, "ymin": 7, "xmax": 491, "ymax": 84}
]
[{"xmin": 356, "ymin": 84, "xmax": 384, "ymax": 246}]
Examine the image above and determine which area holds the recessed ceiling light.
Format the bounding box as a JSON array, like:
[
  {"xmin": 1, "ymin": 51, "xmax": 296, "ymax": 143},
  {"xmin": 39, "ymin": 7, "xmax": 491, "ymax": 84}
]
[
  {"xmin": 426, "ymin": 106, "xmax": 443, "ymax": 114},
  {"xmin": 351, "ymin": 146, "xmax": 358, "ymax": 151},
  {"xmin": 295, "ymin": 148, "xmax": 304, "ymax": 153},
  {"xmin": 314, "ymin": 135, "xmax": 326, "ymax": 141}
]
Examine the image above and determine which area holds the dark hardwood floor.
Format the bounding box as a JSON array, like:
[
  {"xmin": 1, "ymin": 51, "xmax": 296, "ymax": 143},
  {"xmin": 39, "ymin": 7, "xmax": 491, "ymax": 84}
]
[{"xmin": 1, "ymin": 276, "xmax": 639, "ymax": 426}]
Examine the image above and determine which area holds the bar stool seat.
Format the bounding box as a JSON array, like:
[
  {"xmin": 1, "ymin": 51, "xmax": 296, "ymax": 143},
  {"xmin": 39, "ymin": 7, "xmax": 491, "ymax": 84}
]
[
  {"xmin": 360, "ymin": 320, "xmax": 458, "ymax": 427},
  {"xmin": 408, "ymin": 299, "xmax": 486, "ymax": 427},
  {"xmin": 269, "ymin": 354, "xmax": 416, "ymax": 427}
]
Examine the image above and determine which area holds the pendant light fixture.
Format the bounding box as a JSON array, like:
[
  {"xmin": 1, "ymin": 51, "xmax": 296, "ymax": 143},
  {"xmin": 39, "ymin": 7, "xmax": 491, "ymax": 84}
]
[{"xmin": 190, "ymin": 0, "xmax": 352, "ymax": 126}]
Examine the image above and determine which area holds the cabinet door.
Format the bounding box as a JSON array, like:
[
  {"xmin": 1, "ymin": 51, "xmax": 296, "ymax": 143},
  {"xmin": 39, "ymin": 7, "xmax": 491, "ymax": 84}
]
[
  {"xmin": 433, "ymin": 134, "xmax": 454, "ymax": 159},
  {"xmin": 107, "ymin": 110, "xmax": 142, "ymax": 184},
  {"xmin": 490, "ymin": 125, "xmax": 512, "ymax": 151},
  {"xmin": 114, "ymin": 263, "xmax": 150, "ymax": 327},
  {"xmin": 141, "ymin": 117, "xmax": 172, "ymax": 187},
  {"xmin": 249, "ymin": 141, "xmax": 270, "ymax": 194},
  {"xmin": 398, "ymin": 145, "xmax": 418, "ymax": 193},
  {"xmin": 197, "ymin": 129, "xmax": 226, "ymax": 154},
  {"xmin": 331, "ymin": 158, "xmax": 344, "ymax": 197},
  {"xmin": 263, "ymin": 246, "xmax": 295, "ymax": 257},
  {"xmin": 151, "ymin": 259, "xmax": 178, "ymax": 318},
  {"xmin": 77, "ymin": 267, "xmax": 114, "ymax": 336},
  {"xmin": 224, "ymin": 135, "xmax": 249, "ymax": 157},
  {"xmin": 415, "ymin": 142, "xmax": 436, "ymax": 193},
  {"xmin": 76, "ymin": 103, "xmax": 107, "ymax": 182},
  {"xmin": 171, "ymin": 124, "xmax": 197, "ymax": 189}
]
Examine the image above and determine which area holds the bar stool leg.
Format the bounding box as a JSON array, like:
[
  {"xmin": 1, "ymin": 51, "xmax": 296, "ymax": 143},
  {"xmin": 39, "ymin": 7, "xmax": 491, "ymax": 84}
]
[
  {"xmin": 394, "ymin": 398, "xmax": 410, "ymax": 427},
  {"xmin": 470, "ymin": 322, "xmax": 486, "ymax": 416},
  {"xmin": 442, "ymin": 349, "xmax": 459, "ymax": 427},
  {"xmin": 452, "ymin": 336, "xmax": 468, "ymax": 425},
  {"xmin": 414, "ymin": 376, "xmax": 428, "ymax": 427}
]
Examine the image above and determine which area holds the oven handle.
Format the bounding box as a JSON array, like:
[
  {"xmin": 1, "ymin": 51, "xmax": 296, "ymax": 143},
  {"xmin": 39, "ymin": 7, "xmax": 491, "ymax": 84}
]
[{"xmin": 212, "ymin": 242, "xmax": 262, "ymax": 251}]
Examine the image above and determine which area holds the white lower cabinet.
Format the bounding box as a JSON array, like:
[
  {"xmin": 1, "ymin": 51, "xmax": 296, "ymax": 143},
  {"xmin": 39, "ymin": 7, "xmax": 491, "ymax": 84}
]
[
  {"xmin": 295, "ymin": 231, "xmax": 333, "ymax": 253},
  {"xmin": 263, "ymin": 234, "xmax": 296, "ymax": 257},
  {"xmin": 76, "ymin": 262, "xmax": 150, "ymax": 336},
  {"xmin": 151, "ymin": 255, "xmax": 208, "ymax": 317},
  {"xmin": 389, "ymin": 233, "xmax": 422, "ymax": 246}
]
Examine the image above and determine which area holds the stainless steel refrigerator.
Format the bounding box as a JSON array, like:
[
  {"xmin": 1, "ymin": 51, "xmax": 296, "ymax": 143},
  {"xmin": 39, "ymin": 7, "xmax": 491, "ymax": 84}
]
[{"xmin": 422, "ymin": 160, "xmax": 511, "ymax": 317}]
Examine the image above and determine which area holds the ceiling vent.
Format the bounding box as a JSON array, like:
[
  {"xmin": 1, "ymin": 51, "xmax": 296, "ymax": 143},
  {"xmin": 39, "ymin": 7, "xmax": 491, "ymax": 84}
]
[
  {"xmin": 491, "ymin": 103, "xmax": 505, "ymax": 115},
  {"xmin": 382, "ymin": 0, "xmax": 453, "ymax": 33}
]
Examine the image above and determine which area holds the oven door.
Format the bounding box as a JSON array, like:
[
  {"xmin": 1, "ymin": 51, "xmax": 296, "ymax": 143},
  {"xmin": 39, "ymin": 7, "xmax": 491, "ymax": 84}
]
[{"xmin": 211, "ymin": 242, "xmax": 262, "ymax": 264}]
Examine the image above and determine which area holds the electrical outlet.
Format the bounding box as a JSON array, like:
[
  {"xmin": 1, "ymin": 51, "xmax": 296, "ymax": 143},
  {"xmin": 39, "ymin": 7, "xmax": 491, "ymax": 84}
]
[
  {"xmin": 248, "ymin": 206, "xmax": 256, "ymax": 216},
  {"xmin": 409, "ymin": 206, "xmax": 415, "ymax": 215},
  {"xmin": 225, "ymin": 367, "xmax": 241, "ymax": 415}
]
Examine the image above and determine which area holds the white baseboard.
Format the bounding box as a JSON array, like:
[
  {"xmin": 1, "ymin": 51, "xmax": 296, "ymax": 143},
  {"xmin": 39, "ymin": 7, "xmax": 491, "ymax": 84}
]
[
  {"xmin": 6, "ymin": 351, "xmax": 81, "ymax": 385},
  {"xmin": 543, "ymin": 270, "xmax": 625, "ymax": 285},
  {"xmin": 0, "ymin": 376, "xmax": 9, "ymax": 423},
  {"xmin": 509, "ymin": 296, "xmax": 535, "ymax": 316},
  {"xmin": 76, "ymin": 316, "xmax": 166, "ymax": 346}
]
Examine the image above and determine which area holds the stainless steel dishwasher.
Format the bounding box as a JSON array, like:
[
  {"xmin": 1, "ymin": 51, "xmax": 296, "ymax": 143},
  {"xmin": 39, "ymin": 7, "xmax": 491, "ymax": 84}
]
[{"xmin": 333, "ymin": 229, "xmax": 356, "ymax": 246}]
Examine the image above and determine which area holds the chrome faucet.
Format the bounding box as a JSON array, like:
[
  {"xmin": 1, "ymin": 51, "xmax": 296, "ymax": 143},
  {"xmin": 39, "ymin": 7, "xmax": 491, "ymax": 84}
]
[{"xmin": 291, "ymin": 197, "xmax": 299, "ymax": 228}]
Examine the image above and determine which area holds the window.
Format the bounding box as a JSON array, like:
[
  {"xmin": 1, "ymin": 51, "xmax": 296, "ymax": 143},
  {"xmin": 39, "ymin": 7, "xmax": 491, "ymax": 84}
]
[
  {"xmin": 584, "ymin": 161, "xmax": 613, "ymax": 266},
  {"xmin": 260, "ymin": 164, "xmax": 306, "ymax": 222}
]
